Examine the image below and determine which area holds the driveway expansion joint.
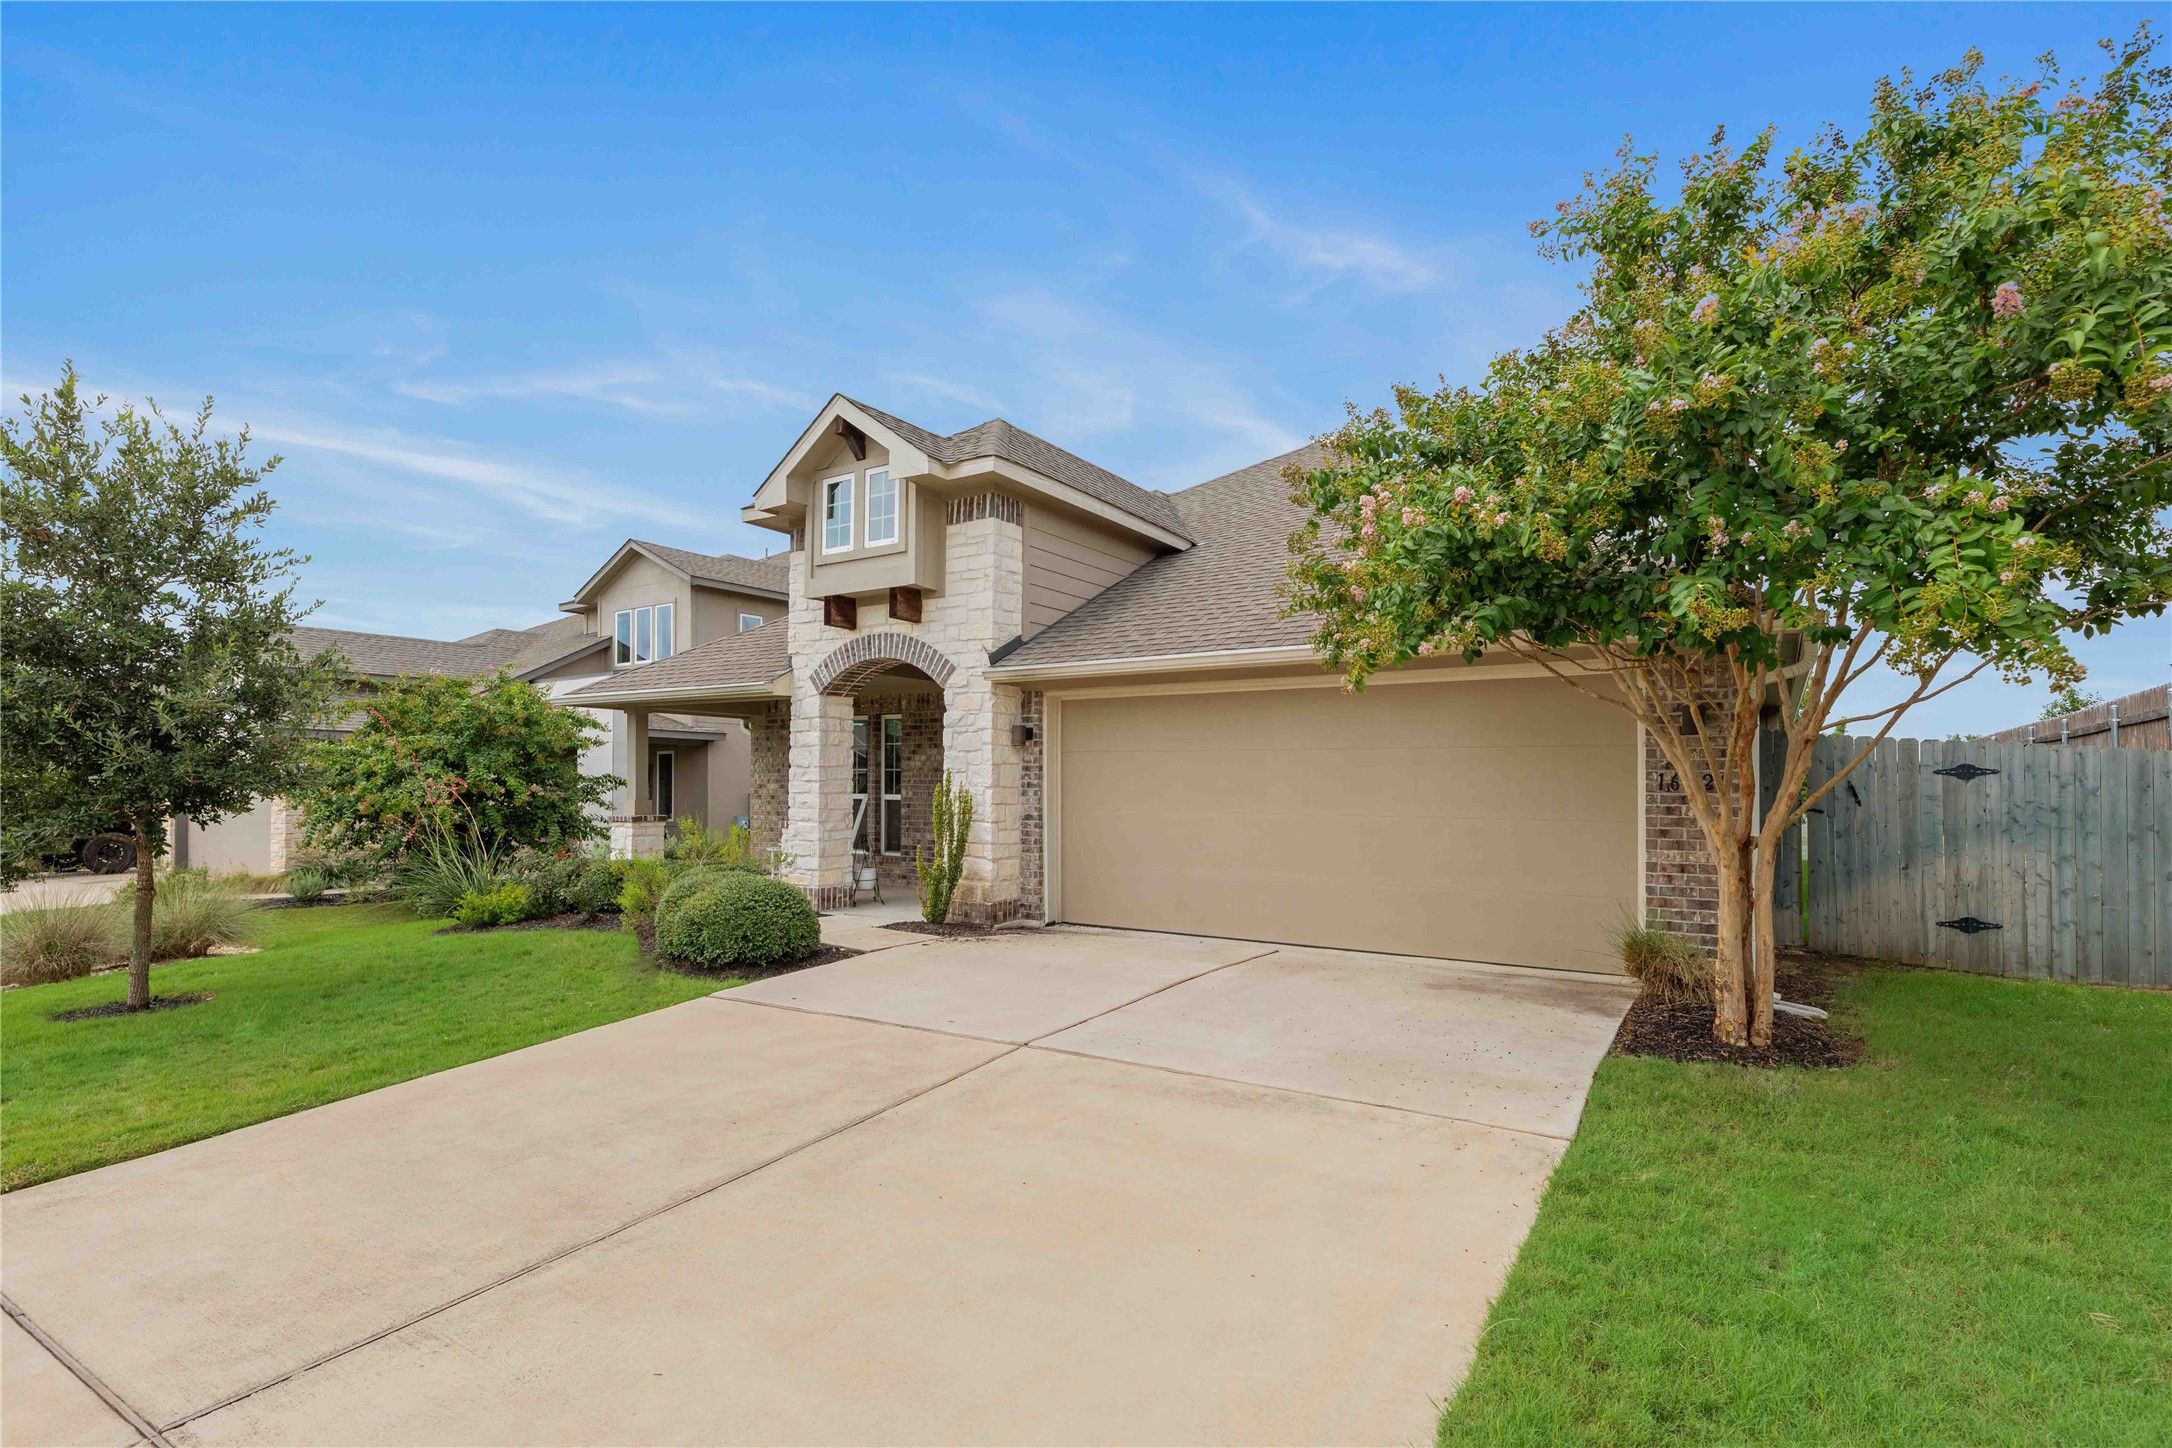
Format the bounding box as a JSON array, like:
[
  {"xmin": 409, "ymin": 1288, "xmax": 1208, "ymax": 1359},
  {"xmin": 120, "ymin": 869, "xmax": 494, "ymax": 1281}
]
[{"xmin": 3, "ymin": 1292, "xmax": 174, "ymax": 1448}]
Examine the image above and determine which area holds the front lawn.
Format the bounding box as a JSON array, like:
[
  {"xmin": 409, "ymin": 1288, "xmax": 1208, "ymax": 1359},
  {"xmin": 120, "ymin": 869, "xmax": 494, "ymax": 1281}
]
[
  {"xmin": 1439, "ymin": 966, "xmax": 2172, "ymax": 1445},
  {"xmin": 1, "ymin": 904, "xmax": 730, "ymax": 1192}
]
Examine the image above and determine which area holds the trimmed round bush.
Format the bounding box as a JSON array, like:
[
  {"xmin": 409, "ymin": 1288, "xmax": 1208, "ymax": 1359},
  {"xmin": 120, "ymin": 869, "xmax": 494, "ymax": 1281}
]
[{"xmin": 652, "ymin": 869, "xmax": 818, "ymax": 969}]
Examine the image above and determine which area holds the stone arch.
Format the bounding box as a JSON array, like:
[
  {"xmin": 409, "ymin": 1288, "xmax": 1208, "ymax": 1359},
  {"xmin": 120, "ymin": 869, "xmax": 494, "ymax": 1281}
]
[{"xmin": 810, "ymin": 630, "xmax": 959, "ymax": 697}]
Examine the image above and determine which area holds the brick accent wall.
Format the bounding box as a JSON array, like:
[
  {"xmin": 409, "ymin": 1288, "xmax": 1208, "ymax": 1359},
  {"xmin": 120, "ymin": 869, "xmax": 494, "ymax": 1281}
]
[
  {"xmin": 852, "ymin": 689, "xmax": 944, "ymax": 891},
  {"xmin": 1018, "ymin": 689, "xmax": 1045, "ymax": 920},
  {"xmin": 1643, "ymin": 727, "xmax": 1719, "ymax": 945},
  {"xmin": 748, "ymin": 702, "xmax": 790, "ymax": 857}
]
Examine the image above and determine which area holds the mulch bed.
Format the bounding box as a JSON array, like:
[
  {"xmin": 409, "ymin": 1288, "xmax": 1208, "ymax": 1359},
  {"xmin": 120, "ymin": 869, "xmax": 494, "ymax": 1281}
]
[
  {"xmin": 880, "ymin": 920, "xmax": 998, "ymax": 938},
  {"xmin": 52, "ymin": 993, "xmax": 213, "ymax": 1022},
  {"xmin": 1612, "ymin": 951, "xmax": 1864, "ymax": 1069}
]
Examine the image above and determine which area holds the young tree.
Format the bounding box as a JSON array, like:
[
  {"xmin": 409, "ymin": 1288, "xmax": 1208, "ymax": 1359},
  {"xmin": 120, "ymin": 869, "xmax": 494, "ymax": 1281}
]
[
  {"xmin": 1, "ymin": 366, "xmax": 346, "ymax": 1010},
  {"xmin": 294, "ymin": 671, "xmax": 616, "ymax": 864},
  {"xmin": 1288, "ymin": 36, "xmax": 2171, "ymax": 1046}
]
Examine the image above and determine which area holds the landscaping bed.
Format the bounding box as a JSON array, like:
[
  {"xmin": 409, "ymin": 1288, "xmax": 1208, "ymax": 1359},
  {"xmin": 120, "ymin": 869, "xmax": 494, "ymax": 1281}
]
[
  {"xmin": 1612, "ymin": 952, "xmax": 1862, "ymax": 1069},
  {"xmin": 881, "ymin": 919, "xmax": 998, "ymax": 938}
]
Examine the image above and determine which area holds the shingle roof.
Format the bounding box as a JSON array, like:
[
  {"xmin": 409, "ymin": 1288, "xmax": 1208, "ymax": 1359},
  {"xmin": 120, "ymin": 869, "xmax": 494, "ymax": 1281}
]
[
  {"xmin": 993, "ymin": 442, "xmax": 1333, "ymax": 670},
  {"xmin": 293, "ymin": 614, "xmax": 600, "ymax": 681},
  {"xmin": 843, "ymin": 398, "xmax": 1189, "ymax": 539},
  {"xmin": 563, "ymin": 617, "xmax": 790, "ymax": 701},
  {"xmin": 625, "ymin": 542, "xmax": 790, "ymax": 595}
]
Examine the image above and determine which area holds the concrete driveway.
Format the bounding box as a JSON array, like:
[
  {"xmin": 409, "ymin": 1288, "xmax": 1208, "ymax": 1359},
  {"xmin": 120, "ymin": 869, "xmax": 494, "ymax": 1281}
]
[{"xmin": 2, "ymin": 926, "xmax": 1634, "ymax": 1447}]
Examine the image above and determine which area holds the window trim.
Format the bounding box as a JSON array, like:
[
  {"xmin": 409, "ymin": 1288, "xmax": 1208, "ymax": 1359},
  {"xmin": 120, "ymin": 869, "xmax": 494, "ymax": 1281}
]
[
  {"xmin": 613, "ymin": 602, "xmax": 676, "ymax": 667},
  {"xmin": 737, "ymin": 612, "xmax": 765, "ymax": 633},
  {"xmin": 655, "ymin": 602, "xmax": 675, "ymax": 660},
  {"xmin": 863, "ymin": 467, "xmax": 900, "ymax": 548},
  {"xmin": 613, "ymin": 610, "xmax": 633, "ymax": 666},
  {"xmin": 821, "ymin": 473, "xmax": 856, "ymax": 555}
]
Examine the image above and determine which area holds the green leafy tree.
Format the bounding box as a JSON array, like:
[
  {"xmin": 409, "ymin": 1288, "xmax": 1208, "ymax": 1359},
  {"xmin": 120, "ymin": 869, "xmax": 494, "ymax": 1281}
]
[
  {"xmin": 2041, "ymin": 684, "xmax": 2106, "ymax": 718},
  {"xmin": 1288, "ymin": 36, "xmax": 2172, "ymax": 1046},
  {"xmin": 1, "ymin": 366, "xmax": 346, "ymax": 1009},
  {"xmin": 295, "ymin": 671, "xmax": 617, "ymax": 863}
]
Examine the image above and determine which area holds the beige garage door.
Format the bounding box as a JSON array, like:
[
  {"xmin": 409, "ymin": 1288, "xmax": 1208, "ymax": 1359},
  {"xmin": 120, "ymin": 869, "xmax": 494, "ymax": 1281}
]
[{"xmin": 1056, "ymin": 677, "xmax": 1637, "ymax": 972}]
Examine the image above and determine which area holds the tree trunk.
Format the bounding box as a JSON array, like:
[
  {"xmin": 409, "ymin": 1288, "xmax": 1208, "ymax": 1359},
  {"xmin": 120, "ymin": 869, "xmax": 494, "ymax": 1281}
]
[
  {"xmin": 1711, "ymin": 846, "xmax": 1750, "ymax": 1046},
  {"xmin": 1748, "ymin": 839, "xmax": 1778, "ymax": 1049},
  {"xmin": 127, "ymin": 819, "xmax": 156, "ymax": 1010}
]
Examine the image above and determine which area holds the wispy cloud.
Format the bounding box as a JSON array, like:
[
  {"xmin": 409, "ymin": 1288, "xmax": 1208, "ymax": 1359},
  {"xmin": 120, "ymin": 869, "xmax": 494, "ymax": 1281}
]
[
  {"xmin": 392, "ymin": 358, "xmax": 811, "ymax": 417},
  {"xmin": 1202, "ymin": 177, "xmax": 1449, "ymax": 298}
]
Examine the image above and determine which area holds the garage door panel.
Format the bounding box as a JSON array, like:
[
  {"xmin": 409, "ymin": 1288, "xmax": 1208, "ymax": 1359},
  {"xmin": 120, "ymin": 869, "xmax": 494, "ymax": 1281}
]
[
  {"xmin": 1057, "ymin": 680, "xmax": 1636, "ymax": 972},
  {"xmin": 1064, "ymin": 803, "xmax": 1629, "ymax": 897},
  {"xmin": 1069, "ymin": 742, "xmax": 1632, "ymax": 825}
]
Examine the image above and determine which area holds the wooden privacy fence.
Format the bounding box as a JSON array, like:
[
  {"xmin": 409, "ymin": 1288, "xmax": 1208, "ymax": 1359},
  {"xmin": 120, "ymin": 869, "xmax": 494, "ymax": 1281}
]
[{"xmin": 1765, "ymin": 733, "xmax": 2170, "ymax": 988}]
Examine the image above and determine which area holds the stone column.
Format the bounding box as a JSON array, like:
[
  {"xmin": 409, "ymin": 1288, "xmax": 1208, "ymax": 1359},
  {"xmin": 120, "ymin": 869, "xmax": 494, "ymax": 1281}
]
[{"xmin": 781, "ymin": 689, "xmax": 854, "ymax": 909}]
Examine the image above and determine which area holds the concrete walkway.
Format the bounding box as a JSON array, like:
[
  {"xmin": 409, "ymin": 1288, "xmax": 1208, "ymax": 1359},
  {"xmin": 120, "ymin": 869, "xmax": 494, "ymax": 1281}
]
[{"xmin": 1, "ymin": 927, "xmax": 1634, "ymax": 1447}]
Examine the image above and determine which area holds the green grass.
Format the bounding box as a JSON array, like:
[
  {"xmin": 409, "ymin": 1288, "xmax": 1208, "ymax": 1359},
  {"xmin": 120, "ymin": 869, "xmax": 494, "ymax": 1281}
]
[
  {"xmin": 1, "ymin": 905, "xmax": 732, "ymax": 1192},
  {"xmin": 1439, "ymin": 968, "xmax": 2172, "ymax": 1446}
]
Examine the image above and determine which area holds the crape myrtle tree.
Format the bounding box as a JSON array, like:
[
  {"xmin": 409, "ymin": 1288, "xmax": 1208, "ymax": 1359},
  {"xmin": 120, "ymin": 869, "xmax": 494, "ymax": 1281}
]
[
  {"xmin": 1287, "ymin": 35, "xmax": 2172, "ymax": 1047},
  {"xmin": 294, "ymin": 671, "xmax": 617, "ymax": 865},
  {"xmin": 1, "ymin": 366, "xmax": 346, "ymax": 1010}
]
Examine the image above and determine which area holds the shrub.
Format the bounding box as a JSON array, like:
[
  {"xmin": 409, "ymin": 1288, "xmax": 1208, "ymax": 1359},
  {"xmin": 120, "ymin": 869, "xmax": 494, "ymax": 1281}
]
[
  {"xmin": 915, "ymin": 772, "xmax": 973, "ymax": 924},
  {"xmin": 0, "ymin": 899, "xmax": 125, "ymax": 986},
  {"xmin": 667, "ymin": 818, "xmax": 753, "ymax": 869},
  {"xmin": 285, "ymin": 867, "xmax": 330, "ymax": 903},
  {"xmin": 506, "ymin": 848, "xmax": 578, "ymax": 918},
  {"xmin": 563, "ymin": 855, "xmax": 623, "ymax": 917},
  {"xmin": 614, "ymin": 856, "xmax": 684, "ymax": 929},
  {"xmin": 1615, "ymin": 921, "xmax": 1710, "ymax": 1004},
  {"xmin": 653, "ymin": 870, "xmax": 818, "ymax": 969},
  {"xmin": 451, "ymin": 882, "xmax": 531, "ymax": 928},
  {"xmin": 398, "ymin": 830, "xmax": 508, "ymax": 920}
]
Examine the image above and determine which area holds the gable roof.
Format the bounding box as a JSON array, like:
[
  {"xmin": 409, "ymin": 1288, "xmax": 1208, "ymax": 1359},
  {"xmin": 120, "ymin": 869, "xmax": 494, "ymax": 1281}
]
[
  {"xmin": 293, "ymin": 614, "xmax": 602, "ymax": 682},
  {"xmin": 838, "ymin": 397, "xmax": 1188, "ymax": 540},
  {"xmin": 563, "ymin": 617, "xmax": 791, "ymax": 705},
  {"xmin": 561, "ymin": 540, "xmax": 790, "ymax": 610},
  {"xmin": 989, "ymin": 442, "xmax": 1333, "ymax": 674}
]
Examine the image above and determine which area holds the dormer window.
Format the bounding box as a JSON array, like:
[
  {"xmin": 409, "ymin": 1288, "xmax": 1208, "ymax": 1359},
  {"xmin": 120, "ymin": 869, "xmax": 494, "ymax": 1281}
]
[
  {"xmin": 613, "ymin": 603, "xmax": 675, "ymax": 666},
  {"xmin": 822, "ymin": 474, "xmax": 854, "ymax": 554},
  {"xmin": 864, "ymin": 468, "xmax": 898, "ymax": 547}
]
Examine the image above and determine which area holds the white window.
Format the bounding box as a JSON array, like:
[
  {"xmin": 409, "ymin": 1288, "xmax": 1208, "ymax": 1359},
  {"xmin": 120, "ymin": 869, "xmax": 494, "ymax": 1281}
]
[
  {"xmin": 614, "ymin": 603, "xmax": 674, "ymax": 666},
  {"xmin": 850, "ymin": 714, "xmax": 904, "ymax": 855},
  {"xmin": 822, "ymin": 474, "xmax": 854, "ymax": 553},
  {"xmin": 738, "ymin": 612, "xmax": 765, "ymax": 632},
  {"xmin": 864, "ymin": 468, "xmax": 898, "ymax": 547}
]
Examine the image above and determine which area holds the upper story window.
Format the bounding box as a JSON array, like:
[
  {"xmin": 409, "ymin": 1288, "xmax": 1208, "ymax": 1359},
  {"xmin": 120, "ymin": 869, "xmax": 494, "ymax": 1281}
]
[
  {"xmin": 613, "ymin": 602, "xmax": 675, "ymax": 666},
  {"xmin": 864, "ymin": 468, "xmax": 898, "ymax": 547},
  {"xmin": 737, "ymin": 612, "xmax": 765, "ymax": 632},
  {"xmin": 822, "ymin": 474, "xmax": 854, "ymax": 554}
]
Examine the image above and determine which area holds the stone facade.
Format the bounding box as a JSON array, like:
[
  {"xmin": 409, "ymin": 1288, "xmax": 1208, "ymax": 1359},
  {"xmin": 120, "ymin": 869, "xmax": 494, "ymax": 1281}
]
[
  {"xmin": 264, "ymin": 797, "xmax": 310, "ymax": 875},
  {"xmin": 609, "ymin": 814, "xmax": 668, "ymax": 860},
  {"xmin": 780, "ymin": 510, "xmax": 1030, "ymax": 923},
  {"xmin": 1017, "ymin": 689, "xmax": 1045, "ymax": 920}
]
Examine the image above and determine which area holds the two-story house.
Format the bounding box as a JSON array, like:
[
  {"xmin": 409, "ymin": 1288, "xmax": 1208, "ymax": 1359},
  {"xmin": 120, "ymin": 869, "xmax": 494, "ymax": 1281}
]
[{"xmin": 566, "ymin": 395, "xmax": 1707, "ymax": 975}]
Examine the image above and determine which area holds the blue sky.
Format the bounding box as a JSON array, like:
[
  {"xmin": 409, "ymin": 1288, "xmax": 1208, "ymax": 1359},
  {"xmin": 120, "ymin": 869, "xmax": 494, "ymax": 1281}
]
[{"xmin": 5, "ymin": 2, "xmax": 2164, "ymax": 734}]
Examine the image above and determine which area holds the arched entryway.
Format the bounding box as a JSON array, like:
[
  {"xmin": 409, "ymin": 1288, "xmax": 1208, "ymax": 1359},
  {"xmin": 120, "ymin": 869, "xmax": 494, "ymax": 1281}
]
[{"xmin": 788, "ymin": 633, "xmax": 962, "ymax": 907}]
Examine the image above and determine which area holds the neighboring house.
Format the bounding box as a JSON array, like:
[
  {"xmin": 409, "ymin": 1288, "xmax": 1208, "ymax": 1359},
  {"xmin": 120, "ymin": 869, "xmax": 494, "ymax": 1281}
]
[
  {"xmin": 568, "ymin": 395, "xmax": 1712, "ymax": 975},
  {"xmin": 548, "ymin": 539, "xmax": 790, "ymax": 828},
  {"xmin": 1985, "ymin": 683, "xmax": 2170, "ymax": 752},
  {"xmin": 171, "ymin": 556, "xmax": 785, "ymax": 874}
]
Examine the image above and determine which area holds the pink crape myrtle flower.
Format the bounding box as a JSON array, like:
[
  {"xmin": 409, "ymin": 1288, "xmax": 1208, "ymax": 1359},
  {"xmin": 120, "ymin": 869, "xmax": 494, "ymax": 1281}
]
[
  {"xmin": 1691, "ymin": 294, "xmax": 1720, "ymax": 324},
  {"xmin": 1452, "ymin": 485, "xmax": 1474, "ymax": 505},
  {"xmin": 1992, "ymin": 282, "xmax": 2025, "ymax": 320}
]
